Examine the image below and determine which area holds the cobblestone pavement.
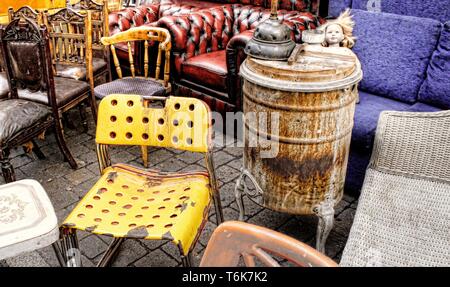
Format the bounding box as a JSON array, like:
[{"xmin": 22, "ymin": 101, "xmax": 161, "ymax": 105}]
[{"xmin": 1, "ymin": 111, "xmax": 358, "ymax": 267}]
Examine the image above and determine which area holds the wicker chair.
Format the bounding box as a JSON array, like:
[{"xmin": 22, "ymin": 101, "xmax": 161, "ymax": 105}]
[{"xmin": 340, "ymin": 110, "xmax": 450, "ymax": 267}]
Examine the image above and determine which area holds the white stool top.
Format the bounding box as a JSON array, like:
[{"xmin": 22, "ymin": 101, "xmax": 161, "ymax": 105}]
[{"xmin": 0, "ymin": 179, "xmax": 59, "ymax": 260}]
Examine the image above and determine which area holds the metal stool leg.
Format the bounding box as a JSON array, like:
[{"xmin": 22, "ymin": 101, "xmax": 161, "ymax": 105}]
[
  {"xmin": 97, "ymin": 238, "xmax": 124, "ymax": 267},
  {"xmin": 60, "ymin": 227, "xmax": 82, "ymax": 267}
]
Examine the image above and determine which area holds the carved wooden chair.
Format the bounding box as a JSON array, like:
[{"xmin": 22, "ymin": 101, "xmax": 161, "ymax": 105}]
[
  {"xmin": 68, "ymin": 0, "xmax": 110, "ymax": 85},
  {"xmin": 7, "ymin": 5, "xmax": 43, "ymax": 25},
  {"xmin": 0, "ymin": 17, "xmax": 78, "ymax": 182},
  {"xmin": 200, "ymin": 221, "xmax": 338, "ymax": 267},
  {"xmin": 95, "ymin": 26, "xmax": 172, "ymax": 167},
  {"xmin": 42, "ymin": 8, "xmax": 98, "ymax": 129},
  {"xmin": 56, "ymin": 94, "xmax": 224, "ymax": 267},
  {"xmin": 107, "ymin": 0, "xmax": 124, "ymax": 12}
]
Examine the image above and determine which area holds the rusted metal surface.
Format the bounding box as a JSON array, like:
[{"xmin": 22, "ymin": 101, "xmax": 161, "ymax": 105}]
[{"xmin": 240, "ymin": 50, "xmax": 362, "ymax": 216}]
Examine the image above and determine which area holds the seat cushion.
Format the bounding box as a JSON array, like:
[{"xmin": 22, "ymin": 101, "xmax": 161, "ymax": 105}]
[
  {"xmin": 17, "ymin": 76, "xmax": 90, "ymax": 107},
  {"xmin": 418, "ymin": 22, "xmax": 450, "ymax": 110},
  {"xmin": 0, "ymin": 179, "xmax": 59, "ymax": 260},
  {"xmin": 94, "ymin": 77, "xmax": 166, "ymax": 100},
  {"xmin": 182, "ymin": 50, "xmax": 228, "ymax": 92},
  {"xmin": 0, "ymin": 99, "xmax": 51, "ymax": 144},
  {"xmin": 56, "ymin": 58, "xmax": 107, "ymax": 81},
  {"xmin": 62, "ymin": 164, "xmax": 211, "ymax": 255},
  {"xmin": 351, "ymin": 0, "xmax": 450, "ymax": 23},
  {"xmin": 0, "ymin": 72, "xmax": 8, "ymax": 99},
  {"xmin": 352, "ymin": 9, "xmax": 442, "ymax": 103},
  {"xmin": 352, "ymin": 91, "xmax": 411, "ymax": 152}
]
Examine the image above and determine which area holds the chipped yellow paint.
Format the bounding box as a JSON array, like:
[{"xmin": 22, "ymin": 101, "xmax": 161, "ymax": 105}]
[
  {"xmin": 96, "ymin": 94, "xmax": 211, "ymax": 153},
  {"xmin": 63, "ymin": 164, "xmax": 211, "ymax": 255}
]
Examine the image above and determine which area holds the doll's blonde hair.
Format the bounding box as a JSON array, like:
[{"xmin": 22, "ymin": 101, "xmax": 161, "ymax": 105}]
[{"xmin": 322, "ymin": 9, "xmax": 356, "ymax": 48}]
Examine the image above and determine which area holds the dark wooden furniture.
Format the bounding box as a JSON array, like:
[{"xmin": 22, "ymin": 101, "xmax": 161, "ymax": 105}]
[
  {"xmin": 0, "ymin": 17, "xmax": 78, "ymax": 182},
  {"xmin": 43, "ymin": 8, "xmax": 98, "ymax": 128},
  {"xmin": 200, "ymin": 221, "xmax": 338, "ymax": 267}
]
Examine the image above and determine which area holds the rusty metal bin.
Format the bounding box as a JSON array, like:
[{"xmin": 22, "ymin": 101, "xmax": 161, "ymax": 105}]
[{"xmin": 235, "ymin": 46, "xmax": 362, "ymax": 253}]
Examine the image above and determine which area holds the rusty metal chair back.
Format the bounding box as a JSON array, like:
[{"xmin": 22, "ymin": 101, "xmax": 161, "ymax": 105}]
[{"xmin": 200, "ymin": 221, "xmax": 338, "ymax": 267}]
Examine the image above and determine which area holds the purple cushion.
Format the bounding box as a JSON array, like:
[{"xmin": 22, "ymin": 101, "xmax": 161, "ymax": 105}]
[
  {"xmin": 406, "ymin": 102, "xmax": 442, "ymax": 112},
  {"xmin": 352, "ymin": 91, "xmax": 411, "ymax": 152},
  {"xmin": 329, "ymin": 0, "xmax": 353, "ymax": 17},
  {"xmin": 352, "ymin": 0, "xmax": 450, "ymax": 23},
  {"xmin": 352, "ymin": 9, "xmax": 442, "ymax": 103},
  {"xmin": 345, "ymin": 149, "xmax": 371, "ymax": 195},
  {"xmin": 418, "ymin": 22, "xmax": 450, "ymax": 109}
]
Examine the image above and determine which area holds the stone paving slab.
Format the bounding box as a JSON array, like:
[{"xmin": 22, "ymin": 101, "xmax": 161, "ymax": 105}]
[{"xmin": 1, "ymin": 110, "xmax": 357, "ymax": 267}]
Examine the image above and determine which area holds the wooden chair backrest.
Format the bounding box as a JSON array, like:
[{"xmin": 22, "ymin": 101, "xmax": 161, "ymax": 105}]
[
  {"xmin": 200, "ymin": 221, "xmax": 338, "ymax": 267},
  {"xmin": 7, "ymin": 5, "xmax": 43, "ymax": 25},
  {"xmin": 101, "ymin": 26, "xmax": 172, "ymax": 88},
  {"xmin": 43, "ymin": 8, "xmax": 93, "ymax": 81}
]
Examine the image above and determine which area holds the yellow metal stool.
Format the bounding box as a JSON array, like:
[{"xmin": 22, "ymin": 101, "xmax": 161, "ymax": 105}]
[{"xmin": 57, "ymin": 94, "xmax": 224, "ymax": 267}]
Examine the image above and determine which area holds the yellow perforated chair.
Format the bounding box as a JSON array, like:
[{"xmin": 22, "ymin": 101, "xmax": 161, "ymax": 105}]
[{"xmin": 56, "ymin": 94, "xmax": 224, "ymax": 267}]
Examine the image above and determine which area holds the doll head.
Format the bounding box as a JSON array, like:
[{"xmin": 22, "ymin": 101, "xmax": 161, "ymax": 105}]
[{"xmin": 322, "ymin": 9, "xmax": 356, "ymax": 48}]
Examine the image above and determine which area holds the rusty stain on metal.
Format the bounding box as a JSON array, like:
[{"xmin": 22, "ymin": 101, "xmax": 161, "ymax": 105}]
[
  {"xmin": 162, "ymin": 231, "xmax": 174, "ymax": 241},
  {"xmin": 145, "ymin": 177, "xmax": 162, "ymax": 188},
  {"xmin": 126, "ymin": 226, "xmax": 149, "ymax": 239},
  {"xmin": 190, "ymin": 201, "xmax": 196, "ymax": 207},
  {"xmin": 240, "ymin": 55, "xmax": 361, "ymax": 215},
  {"xmin": 85, "ymin": 225, "xmax": 98, "ymax": 233},
  {"xmin": 106, "ymin": 172, "xmax": 118, "ymax": 183},
  {"xmin": 180, "ymin": 202, "xmax": 188, "ymax": 212}
]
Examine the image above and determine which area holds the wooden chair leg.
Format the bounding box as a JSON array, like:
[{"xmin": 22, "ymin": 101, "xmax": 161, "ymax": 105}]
[
  {"xmin": 54, "ymin": 120, "xmax": 78, "ymax": 170},
  {"xmin": 31, "ymin": 139, "xmax": 46, "ymax": 160},
  {"xmin": 0, "ymin": 149, "xmax": 16, "ymax": 183},
  {"xmin": 141, "ymin": 146, "xmax": 149, "ymax": 168},
  {"xmin": 78, "ymin": 102, "xmax": 89, "ymax": 133},
  {"xmin": 88, "ymin": 91, "xmax": 98, "ymax": 125}
]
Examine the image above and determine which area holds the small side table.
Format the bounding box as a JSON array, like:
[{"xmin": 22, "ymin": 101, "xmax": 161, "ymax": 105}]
[{"xmin": 0, "ymin": 179, "xmax": 61, "ymax": 263}]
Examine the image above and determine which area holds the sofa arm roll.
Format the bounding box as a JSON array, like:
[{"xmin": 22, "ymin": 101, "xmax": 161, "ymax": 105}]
[{"xmin": 226, "ymin": 30, "xmax": 254, "ymax": 109}]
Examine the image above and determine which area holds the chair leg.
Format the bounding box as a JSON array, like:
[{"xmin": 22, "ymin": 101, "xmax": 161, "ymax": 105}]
[
  {"xmin": 78, "ymin": 102, "xmax": 89, "ymax": 133},
  {"xmin": 54, "ymin": 120, "xmax": 78, "ymax": 169},
  {"xmin": 178, "ymin": 243, "xmax": 193, "ymax": 267},
  {"xmin": 0, "ymin": 149, "xmax": 16, "ymax": 183},
  {"xmin": 97, "ymin": 238, "xmax": 124, "ymax": 267},
  {"xmin": 52, "ymin": 242, "xmax": 66, "ymax": 267},
  {"xmin": 141, "ymin": 146, "xmax": 149, "ymax": 168},
  {"xmin": 88, "ymin": 91, "xmax": 98, "ymax": 125},
  {"xmin": 31, "ymin": 139, "xmax": 46, "ymax": 160},
  {"xmin": 59, "ymin": 227, "xmax": 81, "ymax": 267}
]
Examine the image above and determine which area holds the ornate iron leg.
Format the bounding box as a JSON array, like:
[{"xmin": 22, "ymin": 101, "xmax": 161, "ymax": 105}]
[
  {"xmin": 313, "ymin": 197, "xmax": 335, "ymax": 254},
  {"xmin": 59, "ymin": 227, "xmax": 81, "ymax": 267},
  {"xmin": 0, "ymin": 149, "xmax": 16, "ymax": 183},
  {"xmin": 234, "ymin": 170, "xmax": 245, "ymax": 221}
]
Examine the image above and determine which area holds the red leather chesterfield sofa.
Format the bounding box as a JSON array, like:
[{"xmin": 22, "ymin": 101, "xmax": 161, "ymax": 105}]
[{"xmin": 109, "ymin": 0, "xmax": 325, "ymax": 113}]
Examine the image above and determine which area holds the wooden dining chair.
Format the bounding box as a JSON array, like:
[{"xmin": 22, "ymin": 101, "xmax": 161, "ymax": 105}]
[
  {"xmin": 42, "ymin": 8, "xmax": 98, "ymax": 130},
  {"xmin": 0, "ymin": 16, "xmax": 78, "ymax": 178},
  {"xmin": 95, "ymin": 26, "xmax": 172, "ymax": 167}
]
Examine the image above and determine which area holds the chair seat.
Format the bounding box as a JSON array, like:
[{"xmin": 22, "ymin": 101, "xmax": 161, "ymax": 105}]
[
  {"xmin": 62, "ymin": 164, "xmax": 211, "ymax": 255},
  {"xmin": 56, "ymin": 58, "xmax": 108, "ymax": 81},
  {"xmin": 182, "ymin": 50, "xmax": 228, "ymax": 92},
  {"xmin": 94, "ymin": 77, "xmax": 166, "ymax": 100},
  {"xmin": 0, "ymin": 180, "xmax": 59, "ymax": 260},
  {"xmin": 0, "ymin": 99, "xmax": 51, "ymax": 144},
  {"xmin": 0, "ymin": 72, "xmax": 8, "ymax": 99},
  {"xmin": 17, "ymin": 76, "xmax": 90, "ymax": 108}
]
